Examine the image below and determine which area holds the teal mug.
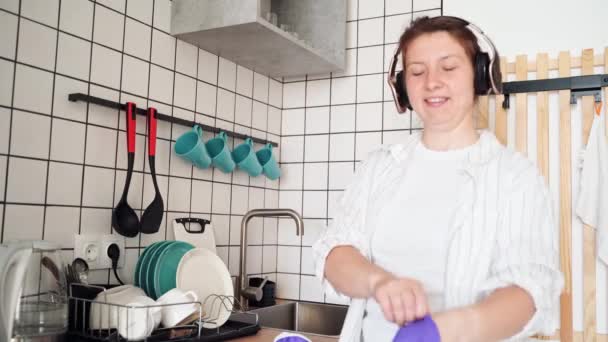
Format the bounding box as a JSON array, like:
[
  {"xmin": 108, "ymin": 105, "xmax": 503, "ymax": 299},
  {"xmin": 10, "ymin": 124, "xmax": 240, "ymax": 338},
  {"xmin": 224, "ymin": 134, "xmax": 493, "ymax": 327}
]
[
  {"xmin": 174, "ymin": 125, "xmax": 212, "ymax": 168},
  {"xmin": 232, "ymin": 138, "xmax": 263, "ymax": 176},
  {"xmin": 206, "ymin": 131, "xmax": 236, "ymax": 173},
  {"xmin": 256, "ymin": 143, "xmax": 281, "ymax": 180}
]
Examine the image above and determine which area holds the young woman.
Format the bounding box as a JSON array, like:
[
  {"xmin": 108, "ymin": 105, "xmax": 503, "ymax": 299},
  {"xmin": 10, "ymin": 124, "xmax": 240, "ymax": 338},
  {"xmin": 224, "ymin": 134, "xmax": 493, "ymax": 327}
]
[{"xmin": 313, "ymin": 16, "xmax": 563, "ymax": 341}]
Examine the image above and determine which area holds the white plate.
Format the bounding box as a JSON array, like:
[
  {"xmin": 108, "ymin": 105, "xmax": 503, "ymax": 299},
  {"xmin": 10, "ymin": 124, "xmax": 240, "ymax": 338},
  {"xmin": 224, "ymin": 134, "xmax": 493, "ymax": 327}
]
[{"xmin": 176, "ymin": 248, "xmax": 233, "ymax": 329}]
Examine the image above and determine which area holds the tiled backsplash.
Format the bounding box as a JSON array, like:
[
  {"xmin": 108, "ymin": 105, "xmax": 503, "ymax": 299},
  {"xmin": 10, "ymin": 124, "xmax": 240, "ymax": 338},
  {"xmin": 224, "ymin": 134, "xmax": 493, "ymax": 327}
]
[
  {"xmin": 0, "ymin": 0, "xmax": 283, "ymax": 286},
  {"xmin": 276, "ymin": 0, "xmax": 442, "ymax": 304},
  {"xmin": 0, "ymin": 0, "xmax": 441, "ymax": 304}
]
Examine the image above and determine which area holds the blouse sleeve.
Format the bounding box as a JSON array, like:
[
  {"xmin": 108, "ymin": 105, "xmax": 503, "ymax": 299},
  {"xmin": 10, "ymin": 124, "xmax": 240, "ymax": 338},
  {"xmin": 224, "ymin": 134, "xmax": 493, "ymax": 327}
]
[
  {"xmin": 481, "ymin": 160, "xmax": 564, "ymax": 339},
  {"xmin": 312, "ymin": 149, "xmax": 387, "ymax": 300}
]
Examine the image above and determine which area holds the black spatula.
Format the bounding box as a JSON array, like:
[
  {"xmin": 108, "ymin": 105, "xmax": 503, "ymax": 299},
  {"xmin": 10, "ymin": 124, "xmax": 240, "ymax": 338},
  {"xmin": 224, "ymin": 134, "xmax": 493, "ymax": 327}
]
[
  {"xmin": 140, "ymin": 107, "xmax": 164, "ymax": 234},
  {"xmin": 112, "ymin": 102, "xmax": 140, "ymax": 237}
]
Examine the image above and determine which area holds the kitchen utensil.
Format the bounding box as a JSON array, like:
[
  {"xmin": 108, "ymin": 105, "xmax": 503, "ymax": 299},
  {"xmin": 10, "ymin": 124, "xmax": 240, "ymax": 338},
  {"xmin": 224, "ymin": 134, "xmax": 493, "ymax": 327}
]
[
  {"xmin": 116, "ymin": 295, "xmax": 161, "ymax": 340},
  {"xmin": 206, "ymin": 131, "xmax": 236, "ymax": 173},
  {"xmin": 153, "ymin": 241, "xmax": 195, "ymax": 298},
  {"xmin": 176, "ymin": 248, "xmax": 233, "ymax": 328},
  {"xmin": 134, "ymin": 241, "xmax": 163, "ymax": 288},
  {"xmin": 156, "ymin": 288, "xmax": 199, "ymax": 328},
  {"xmin": 112, "ymin": 102, "xmax": 140, "ymax": 237},
  {"xmin": 141, "ymin": 107, "xmax": 165, "ymax": 234},
  {"xmin": 145, "ymin": 242, "xmax": 174, "ymax": 299},
  {"xmin": 172, "ymin": 218, "xmax": 217, "ymax": 254},
  {"xmin": 174, "ymin": 125, "xmax": 212, "ymax": 168},
  {"xmin": 89, "ymin": 285, "xmax": 148, "ymax": 331},
  {"xmin": 90, "ymin": 287, "xmax": 159, "ymax": 340},
  {"xmin": 137, "ymin": 241, "xmax": 171, "ymax": 292},
  {"xmin": 232, "ymin": 138, "xmax": 263, "ymax": 176},
  {"xmin": 0, "ymin": 244, "xmax": 32, "ymax": 341},
  {"xmin": 71, "ymin": 258, "xmax": 89, "ymax": 285},
  {"xmin": 256, "ymin": 143, "xmax": 281, "ymax": 180},
  {"xmin": 1, "ymin": 241, "xmax": 68, "ymax": 341}
]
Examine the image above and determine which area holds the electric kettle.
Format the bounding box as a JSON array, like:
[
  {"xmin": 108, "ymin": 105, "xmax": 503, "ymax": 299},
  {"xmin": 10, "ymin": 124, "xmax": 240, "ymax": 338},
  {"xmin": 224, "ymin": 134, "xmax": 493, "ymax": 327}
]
[{"xmin": 0, "ymin": 241, "xmax": 68, "ymax": 342}]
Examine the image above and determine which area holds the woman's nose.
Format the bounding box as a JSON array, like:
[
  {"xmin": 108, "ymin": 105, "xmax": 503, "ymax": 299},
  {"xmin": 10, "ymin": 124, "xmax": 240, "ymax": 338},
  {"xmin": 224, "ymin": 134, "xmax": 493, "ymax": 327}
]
[{"xmin": 424, "ymin": 70, "xmax": 443, "ymax": 90}]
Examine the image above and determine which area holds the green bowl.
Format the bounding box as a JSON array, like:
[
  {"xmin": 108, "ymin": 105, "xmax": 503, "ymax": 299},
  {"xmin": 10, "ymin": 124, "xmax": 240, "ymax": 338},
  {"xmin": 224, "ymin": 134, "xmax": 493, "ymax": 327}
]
[
  {"xmin": 141, "ymin": 241, "xmax": 172, "ymax": 296},
  {"xmin": 134, "ymin": 241, "xmax": 163, "ymax": 287},
  {"xmin": 153, "ymin": 241, "xmax": 195, "ymax": 299}
]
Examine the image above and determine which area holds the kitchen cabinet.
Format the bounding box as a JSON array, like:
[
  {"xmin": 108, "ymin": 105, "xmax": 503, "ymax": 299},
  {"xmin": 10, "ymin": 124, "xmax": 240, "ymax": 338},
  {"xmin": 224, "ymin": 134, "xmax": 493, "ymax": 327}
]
[{"xmin": 171, "ymin": 0, "xmax": 346, "ymax": 77}]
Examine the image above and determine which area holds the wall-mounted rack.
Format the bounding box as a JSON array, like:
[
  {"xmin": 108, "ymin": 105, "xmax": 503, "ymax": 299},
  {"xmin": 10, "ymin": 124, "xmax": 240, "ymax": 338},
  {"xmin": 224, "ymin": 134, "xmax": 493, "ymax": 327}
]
[
  {"xmin": 67, "ymin": 93, "xmax": 279, "ymax": 147},
  {"xmin": 502, "ymin": 74, "xmax": 608, "ymax": 109}
]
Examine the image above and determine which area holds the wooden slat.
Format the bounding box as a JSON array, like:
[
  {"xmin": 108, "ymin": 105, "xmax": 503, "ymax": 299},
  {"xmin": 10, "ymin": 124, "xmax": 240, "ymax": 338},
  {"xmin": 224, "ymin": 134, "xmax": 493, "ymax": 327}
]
[
  {"xmin": 558, "ymin": 50, "xmax": 574, "ymax": 342},
  {"xmin": 505, "ymin": 53, "xmax": 604, "ymax": 73},
  {"xmin": 536, "ymin": 53, "xmax": 550, "ymax": 181},
  {"xmin": 495, "ymin": 58, "xmax": 508, "ymax": 145},
  {"xmin": 581, "ymin": 48, "xmax": 596, "ymax": 342},
  {"xmin": 477, "ymin": 95, "xmax": 489, "ymax": 129},
  {"xmin": 515, "ymin": 55, "xmax": 528, "ymax": 154},
  {"xmin": 536, "ymin": 331, "xmax": 608, "ymax": 341}
]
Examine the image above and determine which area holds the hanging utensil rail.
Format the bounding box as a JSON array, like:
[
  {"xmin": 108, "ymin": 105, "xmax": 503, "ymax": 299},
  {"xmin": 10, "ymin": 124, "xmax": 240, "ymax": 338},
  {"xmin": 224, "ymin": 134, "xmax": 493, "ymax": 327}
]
[{"xmin": 67, "ymin": 93, "xmax": 278, "ymax": 147}]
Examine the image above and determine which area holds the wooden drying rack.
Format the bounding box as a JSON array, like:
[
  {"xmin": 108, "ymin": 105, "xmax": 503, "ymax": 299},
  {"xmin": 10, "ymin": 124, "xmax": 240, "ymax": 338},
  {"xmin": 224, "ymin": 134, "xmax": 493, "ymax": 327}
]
[{"xmin": 476, "ymin": 47, "xmax": 608, "ymax": 342}]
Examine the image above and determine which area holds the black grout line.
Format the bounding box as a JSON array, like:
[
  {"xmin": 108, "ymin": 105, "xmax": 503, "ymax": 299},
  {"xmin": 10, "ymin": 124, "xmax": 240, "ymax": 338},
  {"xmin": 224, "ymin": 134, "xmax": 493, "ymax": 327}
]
[
  {"xmin": 40, "ymin": 0, "xmax": 63, "ymax": 242},
  {"xmin": 345, "ymin": 7, "xmax": 441, "ymax": 23},
  {"xmin": 0, "ymin": 0, "xmax": 21, "ymax": 244}
]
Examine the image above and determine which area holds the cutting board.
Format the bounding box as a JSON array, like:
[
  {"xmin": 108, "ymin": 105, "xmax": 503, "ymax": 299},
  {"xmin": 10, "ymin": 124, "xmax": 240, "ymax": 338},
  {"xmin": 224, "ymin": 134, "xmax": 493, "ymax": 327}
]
[{"xmin": 172, "ymin": 218, "xmax": 217, "ymax": 254}]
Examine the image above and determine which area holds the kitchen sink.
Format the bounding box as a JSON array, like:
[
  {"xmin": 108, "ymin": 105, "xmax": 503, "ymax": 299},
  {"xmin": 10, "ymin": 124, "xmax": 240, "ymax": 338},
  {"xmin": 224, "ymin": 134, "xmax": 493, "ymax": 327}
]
[{"xmin": 248, "ymin": 302, "xmax": 348, "ymax": 337}]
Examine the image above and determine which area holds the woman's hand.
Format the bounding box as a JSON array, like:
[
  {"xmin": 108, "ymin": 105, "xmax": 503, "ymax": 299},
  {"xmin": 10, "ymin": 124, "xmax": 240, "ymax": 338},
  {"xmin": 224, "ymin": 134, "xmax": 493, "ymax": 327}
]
[{"xmin": 368, "ymin": 271, "xmax": 430, "ymax": 327}]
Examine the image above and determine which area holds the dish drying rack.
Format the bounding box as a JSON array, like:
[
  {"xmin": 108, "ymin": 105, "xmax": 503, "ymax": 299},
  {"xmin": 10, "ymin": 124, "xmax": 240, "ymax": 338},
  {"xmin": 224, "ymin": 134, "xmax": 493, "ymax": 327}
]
[{"xmin": 66, "ymin": 284, "xmax": 260, "ymax": 341}]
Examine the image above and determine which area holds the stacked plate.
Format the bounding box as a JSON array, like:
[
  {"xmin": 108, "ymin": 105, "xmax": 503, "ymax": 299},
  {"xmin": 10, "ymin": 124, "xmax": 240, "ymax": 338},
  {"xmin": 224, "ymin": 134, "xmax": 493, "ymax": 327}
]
[{"xmin": 134, "ymin": 241, "xmax": 195, "ymax": 299}]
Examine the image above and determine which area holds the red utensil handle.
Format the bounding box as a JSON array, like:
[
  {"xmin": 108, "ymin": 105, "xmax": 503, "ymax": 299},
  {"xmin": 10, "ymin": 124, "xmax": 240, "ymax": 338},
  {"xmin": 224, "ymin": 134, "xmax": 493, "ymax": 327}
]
[
  {"xmin": 147, "ymin": 107, "xmax": 157, "ymax": 156},
  {"xmin": 126, "ymin": 102, "xmax": 136, "ymax": 153}
]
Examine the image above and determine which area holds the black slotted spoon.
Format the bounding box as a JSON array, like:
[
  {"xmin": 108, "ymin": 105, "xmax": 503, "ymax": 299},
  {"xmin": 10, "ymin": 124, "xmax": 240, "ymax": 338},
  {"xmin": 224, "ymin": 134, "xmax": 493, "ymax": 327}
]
[
  {"xmin": 112, "ymin": 102, "xmax": 140, "ymax": 237},
  {"xmin": 140, "ymin": 107, "xmax": 164, "ymax": 234}
]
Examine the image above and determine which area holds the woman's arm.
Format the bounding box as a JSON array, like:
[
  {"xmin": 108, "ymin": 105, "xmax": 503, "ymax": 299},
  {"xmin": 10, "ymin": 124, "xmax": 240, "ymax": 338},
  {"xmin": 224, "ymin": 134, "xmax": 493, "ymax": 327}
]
[
  {"xmin": 325, "ymin": 245, "xmax": 430, "ymax": 326},
  {"xmin": 324, "ymin": 245, "xmax": 388, "ymax": 298},
  {"xmin": 434, "ymin": 285, "xmax": 535, "ymax": 342}
]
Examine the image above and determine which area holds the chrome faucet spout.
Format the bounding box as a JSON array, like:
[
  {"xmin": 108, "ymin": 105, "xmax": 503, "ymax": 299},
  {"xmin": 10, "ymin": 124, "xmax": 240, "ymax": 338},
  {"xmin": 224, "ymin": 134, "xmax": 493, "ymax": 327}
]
[{"xmin": 238, "ymin": 209, "xmax": 304, "ymax": 310}]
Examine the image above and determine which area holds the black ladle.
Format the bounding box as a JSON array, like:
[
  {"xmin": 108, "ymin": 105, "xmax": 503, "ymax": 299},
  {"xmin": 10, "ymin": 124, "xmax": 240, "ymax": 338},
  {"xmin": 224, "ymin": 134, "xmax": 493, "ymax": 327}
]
[
  {"xmin": 112, "ymin": 102, "xmax": 140, "ymax": 237},
  {"xmin": 140, "ymin": 107, "xmax": 164, "ymax": 234}
]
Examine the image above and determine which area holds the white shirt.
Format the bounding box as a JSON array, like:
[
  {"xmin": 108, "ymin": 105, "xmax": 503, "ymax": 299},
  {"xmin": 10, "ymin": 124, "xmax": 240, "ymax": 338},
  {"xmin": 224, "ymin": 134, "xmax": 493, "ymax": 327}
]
[
  {"xmin": 312, "ymin": 131, "xmax": 563, "ymax": 342},
  {"xmin": 363, "ymin": 143, "xmax": 474, "ymax": 341}
]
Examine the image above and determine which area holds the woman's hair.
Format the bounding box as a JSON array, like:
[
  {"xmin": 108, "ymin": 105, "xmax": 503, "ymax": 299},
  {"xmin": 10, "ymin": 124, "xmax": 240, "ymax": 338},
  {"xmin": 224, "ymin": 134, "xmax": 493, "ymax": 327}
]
[{"xmin": 398, "ymin": 16, "xmax": 479, "ymax": 71}]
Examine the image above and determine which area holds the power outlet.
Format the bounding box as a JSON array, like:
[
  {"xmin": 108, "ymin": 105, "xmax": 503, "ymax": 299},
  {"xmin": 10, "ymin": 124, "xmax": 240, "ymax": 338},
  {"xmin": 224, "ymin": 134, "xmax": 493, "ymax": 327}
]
[{"xmin": 74, "ymin": 234, "xmax": 126, "ymax": 270}]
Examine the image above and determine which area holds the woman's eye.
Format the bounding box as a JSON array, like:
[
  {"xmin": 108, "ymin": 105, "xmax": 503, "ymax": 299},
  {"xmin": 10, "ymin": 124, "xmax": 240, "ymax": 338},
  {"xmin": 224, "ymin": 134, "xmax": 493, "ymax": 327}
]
[
  {"xmin": 409, "ymin": 69, "xmax": 424, "ymax": 76},
  {"xmin": 443, "ymin": 66, "xmax": 457, "ymax": 71}
]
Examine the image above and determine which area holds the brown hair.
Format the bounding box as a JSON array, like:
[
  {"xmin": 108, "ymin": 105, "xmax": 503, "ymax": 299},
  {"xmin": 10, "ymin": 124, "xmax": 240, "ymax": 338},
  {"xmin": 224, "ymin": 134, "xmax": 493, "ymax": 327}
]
[{"xmin": 398, "ymin": 16, "xmax": 480, "ymax": 69}]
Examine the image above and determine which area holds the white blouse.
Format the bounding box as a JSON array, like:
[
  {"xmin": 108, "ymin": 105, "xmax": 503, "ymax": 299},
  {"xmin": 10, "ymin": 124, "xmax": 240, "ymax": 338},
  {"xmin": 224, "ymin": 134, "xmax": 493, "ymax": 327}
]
[{"xmin": 312, "ymin": 130, "xmax": 563, "ymax": 342}]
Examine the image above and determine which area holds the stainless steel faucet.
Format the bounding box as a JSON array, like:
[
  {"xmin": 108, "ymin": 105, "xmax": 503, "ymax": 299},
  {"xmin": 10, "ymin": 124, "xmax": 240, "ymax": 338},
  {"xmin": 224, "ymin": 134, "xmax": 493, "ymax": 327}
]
[{"xmin": 238, "ymin": 208, "xmax": 304, "ymax": 311}]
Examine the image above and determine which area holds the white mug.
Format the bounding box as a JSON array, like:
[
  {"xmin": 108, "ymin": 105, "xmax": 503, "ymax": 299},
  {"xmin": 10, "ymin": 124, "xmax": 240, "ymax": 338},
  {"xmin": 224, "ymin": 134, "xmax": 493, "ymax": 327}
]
[
  {"xmin": 156, "ymin": 288, "xmax": 199, "ymax": 327},
  {"xmin": 90, "ymin": 285, "xmax": 147, "ymax": 330},
  {"xmin": 117, "ymin": 295, "xmax": 161, "ymax": 340}
]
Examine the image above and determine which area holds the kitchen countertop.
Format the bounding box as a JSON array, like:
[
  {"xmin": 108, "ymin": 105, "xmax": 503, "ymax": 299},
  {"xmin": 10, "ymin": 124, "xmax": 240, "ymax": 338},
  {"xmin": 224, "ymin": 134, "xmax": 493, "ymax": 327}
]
[{"xmin": 230, "ymin": 327, "xmax": 338, "ymax": 342}]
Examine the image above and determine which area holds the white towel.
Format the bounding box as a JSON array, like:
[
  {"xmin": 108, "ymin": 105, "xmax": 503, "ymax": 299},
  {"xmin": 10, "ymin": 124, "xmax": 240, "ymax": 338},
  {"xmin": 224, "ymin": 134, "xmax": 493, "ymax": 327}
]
[{"xmin": 576, "ymin": 111, "xmax": 608, "ymax": 265}]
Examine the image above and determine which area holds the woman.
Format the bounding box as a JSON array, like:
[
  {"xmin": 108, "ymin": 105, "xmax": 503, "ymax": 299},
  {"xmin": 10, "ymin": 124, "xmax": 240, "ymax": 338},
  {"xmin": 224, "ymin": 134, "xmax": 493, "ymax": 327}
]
[{"xmin": 312, "ymin": 16, "xmax": 563, "ymax": 341}]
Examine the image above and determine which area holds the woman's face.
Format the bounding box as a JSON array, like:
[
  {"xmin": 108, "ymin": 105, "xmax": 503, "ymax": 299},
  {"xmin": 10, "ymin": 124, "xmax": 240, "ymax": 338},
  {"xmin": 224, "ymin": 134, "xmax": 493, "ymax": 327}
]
[{"xmin": 404, "ymin": 31, "xmax": 476, "ymax": 132}]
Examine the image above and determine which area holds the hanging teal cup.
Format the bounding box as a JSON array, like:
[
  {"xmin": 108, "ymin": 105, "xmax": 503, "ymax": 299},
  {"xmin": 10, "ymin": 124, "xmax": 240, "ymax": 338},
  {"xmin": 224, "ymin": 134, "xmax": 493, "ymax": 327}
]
[
  {"xmin": 174, "ymin": 125, "xmax": 212, "ymax": 168},
  {"xmin": 232, "ymin": 138, "xmax": 263, "ymax": 176},
  {"xmin": 206, "ymin": 131, "xmax": 236, "ymax": 173},
  {"xmin": 256, "ymin": 143, "xmax": 281, "ymax": 180}
]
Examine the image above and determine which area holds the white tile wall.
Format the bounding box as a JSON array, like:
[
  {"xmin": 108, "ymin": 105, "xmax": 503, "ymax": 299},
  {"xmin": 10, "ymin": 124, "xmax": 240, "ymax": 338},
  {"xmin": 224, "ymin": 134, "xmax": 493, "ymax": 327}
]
[
  {"xmin": 2, "ymin": 0, "xmax": 427, "ymax": 302},
  {"xmin": 0, "ymin": 0, "xmax": 282, "ymax": 288},
  {"xmin": 274, "ymin": 2, "xmax": 424, "ymax": 303}
]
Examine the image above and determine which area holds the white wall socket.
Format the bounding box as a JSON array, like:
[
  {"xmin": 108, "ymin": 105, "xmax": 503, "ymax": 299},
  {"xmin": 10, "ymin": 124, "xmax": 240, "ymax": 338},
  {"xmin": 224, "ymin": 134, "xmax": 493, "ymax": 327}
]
[{"xmin": 74, "ymin": 234, "xmax": 126, "ymax": 270}]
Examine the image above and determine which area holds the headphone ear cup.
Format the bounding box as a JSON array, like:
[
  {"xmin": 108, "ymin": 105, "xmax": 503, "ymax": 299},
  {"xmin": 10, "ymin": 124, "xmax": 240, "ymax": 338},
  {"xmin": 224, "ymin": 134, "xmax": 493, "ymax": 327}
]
[
  {"xmin": 395, "ymin": 71, "xmax": 412, "ymax": 110},
  {"xmin": 474, "ymin": 52, "xmax": 490, "ymax": 95}
]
